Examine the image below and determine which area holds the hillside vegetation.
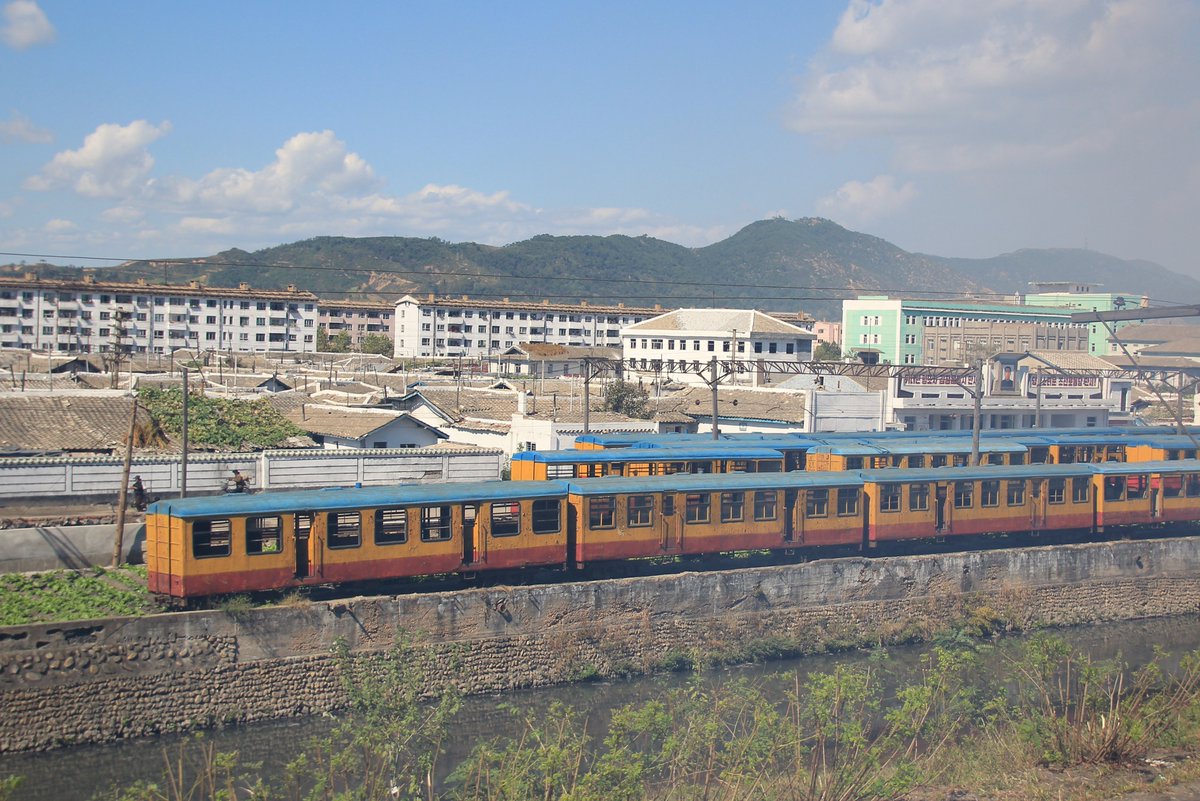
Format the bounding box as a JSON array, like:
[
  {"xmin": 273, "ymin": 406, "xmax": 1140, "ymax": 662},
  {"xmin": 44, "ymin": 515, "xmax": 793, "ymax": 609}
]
[{"xmin": 7, "ymin": 218, "xmax": 1197, "ymax": 319}]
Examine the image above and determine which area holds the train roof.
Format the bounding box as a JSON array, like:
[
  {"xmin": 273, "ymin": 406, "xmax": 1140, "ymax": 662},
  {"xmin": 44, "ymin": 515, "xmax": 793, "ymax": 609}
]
[
  {"xmin": 147, "ymin": 480, "xmax": 568, "ymax": 519},
  {"xmin": 1090, "ymin": 459, "xmax": 1200, "ymax": 474},
  {"xmin": 512, "ymin": 445, "xmax": 788, "ymax": 463},
  {"xmin": 810, "ymin": 438, "xmax": 1027, "ymax": 455},
  {"xmin": 563, "ymin": 470, "xmax": 864, "ymax": 495},
  {"xmin": 1120, "ymin": 434, "xmax": 1200, "ymax": 448},
  {"xmin": 858, "ymin": 463, "xmax": 1097, "ymax": 483}
]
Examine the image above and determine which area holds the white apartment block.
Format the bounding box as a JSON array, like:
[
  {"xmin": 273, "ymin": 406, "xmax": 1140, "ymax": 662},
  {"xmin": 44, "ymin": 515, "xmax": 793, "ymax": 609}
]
[
  {"xmin": 621, "ymin": 308, "xmax": 816, "ymax": 386},
  {"xmin": 0, "ymin": 274, "xmax": 320, "ymax": 354},
  {"xmin": 393, "ymin": 294, "xmax": 663, "ymax": 359}
]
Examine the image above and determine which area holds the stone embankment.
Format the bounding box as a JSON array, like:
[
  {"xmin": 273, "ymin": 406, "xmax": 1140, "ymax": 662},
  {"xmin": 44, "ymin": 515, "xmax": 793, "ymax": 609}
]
[{"xmin": 3, "ymin": 537, "xmax": 1200, "ymax": 752}]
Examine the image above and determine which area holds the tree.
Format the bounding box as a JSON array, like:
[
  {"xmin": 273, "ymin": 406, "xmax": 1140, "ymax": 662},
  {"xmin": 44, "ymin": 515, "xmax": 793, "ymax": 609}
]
[
  {"xmin": 604, "ymin": 379, "xmax": 651, "ymax": 418},
  {"xmin": 359, "ymin": 333, "xmax": 394, "ymax": 355},
  {"xmin": 813, "ymin": 340, "xmax": 843, "ymax": 361},
  {"xmin": 316, "ymin": 325, "xmax": 329, "ymax": 351},
  {"xmin": 327, "ymin": 330, "xmax": 352, "ymax": 353}
]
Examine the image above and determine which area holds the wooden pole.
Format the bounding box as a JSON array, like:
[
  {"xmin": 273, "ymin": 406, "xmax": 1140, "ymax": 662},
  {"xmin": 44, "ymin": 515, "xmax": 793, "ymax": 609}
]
[
  {"xmin": 181, "ymin": 367, "xmax": 189, "ymax": 498},
  {"xmin": 111, "ymin": 399, "xmax": 138, "ymax": 567}
]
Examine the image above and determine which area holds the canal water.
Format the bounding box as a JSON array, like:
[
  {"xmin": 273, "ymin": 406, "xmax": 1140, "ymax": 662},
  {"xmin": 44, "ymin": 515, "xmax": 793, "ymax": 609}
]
[{"xmin": 4, "ymin": 616, "xmax": 1200, "ymax": 800}]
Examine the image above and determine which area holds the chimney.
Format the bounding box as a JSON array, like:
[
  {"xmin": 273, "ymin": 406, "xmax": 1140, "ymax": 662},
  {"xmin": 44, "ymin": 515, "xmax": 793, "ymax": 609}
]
[
  {"xmin": 516, "ymin": 391, "xmax": 528, "ymax": 415},
  {"xmin": 542, "ymin": 299, "xmax": 549, "ymax": 306},
  {"xmin": 239, "ymin": 282, "xmax": 250, "ymax": 290},
  {"xmin": 503, "ymin": 298, "xmax": 510, "ymax": 303},
  {"xmin": 654, "ymin": 304, "xmax": 662, "ymax": 311},
  {"xmin": 24, "ymin": 272, "xmax": 35, "ymax": 281},
  {"xmin": 136, "ymin": 278, "xmax": 146, "ymax": 286},
  {"xmin": 287, "ymin": 284, "xmax": 297, "ymax": 292},
  {"xmin": 462, "ymin": 295, "xmax": 469, "ymax": 300},
  {"xmin": 188, "ymin": 279, "xmax": 200, "ymax": 289},
  {"xmin": 580, "ymin": 300, "xmax": 588, "ymax": 307},
  {"xmin": 618, "ymin": 302, "xmax": 625, "ymax": 308},
  {"xmin": 427, "ymin": 292, "xmax": 435, "ymax": 302},
  {"xmin": 82, "ymin": 273, "xmax": 96, "ymax": 285}
]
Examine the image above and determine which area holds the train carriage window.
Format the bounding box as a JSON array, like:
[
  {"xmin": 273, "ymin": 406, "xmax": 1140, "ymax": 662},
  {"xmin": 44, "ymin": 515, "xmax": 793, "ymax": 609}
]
[
  {"xmin": 952, "ymin": 455, "xmax": 969, "ymax": 468},
  {"xmin": 328, "ymin": 512, "xmax": 361, "ymax": 549},
  {"xmin": 1010, "ymin": 453, "xmax": 1026, "ymax": 466},
  {"xmin": 981, "ymin": 480, "xmax": 1000, "ymax": 508},
  {"xmin": 806, "ymin": 489, "xmax": 829, "ymax": 518},
  {"xmin": 531, "ymin": 499, "xmax": 560, "ymax": 534},
  {"xmin": 753, "ymin": 491, "xmax": 777, "ymax": 521},
  {"xmin": 1104, "ymin": 477, "xmax": 1125, "ymax": 502},
  {"xmin": 421, "ymin": 506, "xmax": 452, "ymax": 541},
  {"xmin": 589, "ymin": 496, "xmax": 616, "ymax": 529},
  {"xmin": 689, "ymin": 462, "xmax": 713, "ymax": 474},
  {"xmin": 546, "ymin": 464, "xmax": 575, "ymax": 480},
  {"xmin": 908, "ymin": 455, "xmax": 926, "ymax": 469},
  {"xmin": 192, "ymin": 518, "xmax": 231, "ymax": 558},
  {"xmin": 685, "ymin": 493, "xmax": 710, "ymax": 524},
  {"xmin": 375, "ymin": 509, "xmax": 408, "ymax": 545},
  {"xmin": 1189, "ymin": 474, "xmax": 1200, "ymax": 497},
  {"xmin": 491, "ymin": 502, "xmax": 520, "ymax": 537},
  {"xmin": 1006, "ymin": 480, "xmax": 1026, "ymax": 506},
  {"xmin": 757, "ymin": 460, "xmax": 781, "ymax": 473},
  {"xmin": 837, "ymin": 488, "xmax": 859, "ymax": 516},
  {"xmin": 246, "ymin": 516, "xmax": 282, "ymax": 554},
  {"xmin": 909, "ymin": 483, "xmax": 930, "ymax": 512},
  {"xmin": 986, "ymin": 454, "xmax": 1004, "ymax": 466},
  {"xmin": 720, "ymin": 492, "xmax": 744, "ymax": 523},
  {"xmin": 627, "ymin": 495, "xmax": 654, "ymax": 527},
  {"xmin": 1163, "ymin": 476, "xmax": 1184, "ymax": 498},
  {"xmin": 879, "ymin": 483, "xmax": 901, "ymax": 513},
  {"xmin": 662, "ymin": 495, "xmax": 676, "ymax": 516},
  {"xmin": 1030, "ymin": 447, "xmax": 1050, "ymax": 464},
  {"xmin": 845, "ymin": 456, "xmax": 864, "ymax": 470},
  {"xmin": 1072, "ymin": 478, "xmax": 1090, "ymax": 503},
  {"xmin": 953, "ymin": 481, "xmax": 973, "ymax": 509},
  {"xmin": 1047, "ymin": 479, "xmax": 1066, "ymax": 504},
  {"xmin": 931, "ymin": 455, "xmax": 948, "ymax": 468},
  {"xmin": 730, "ymin": 460, "xmax": 749, "ymax": 473},
  {"xmin": 1127, "ymin": 475, "xmax": 1148, "ymax": 500}
]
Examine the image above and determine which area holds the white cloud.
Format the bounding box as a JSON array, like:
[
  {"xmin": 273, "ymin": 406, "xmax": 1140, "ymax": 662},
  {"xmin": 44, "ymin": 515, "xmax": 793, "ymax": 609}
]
[
  {"xmin": 817, "ymin": 175, "xmax": 916, "ymax": 222},
  {"xmin": 43, "ymin": 217, "xmax": 76, "ymax": 233},
  {"xmin": 100, "ymin": 205, "xmax": 144, "ymax": 224},
  {"xmin": 1, "ymin": 0, "xmax": 54, "ymax": 49},
  {"xmin": 0, "ymin": 110, "xmax": 52, "ymax": 143},
  {"xmin": 25, "ymin": 120, "xmax": 171, "ymax": 197}
]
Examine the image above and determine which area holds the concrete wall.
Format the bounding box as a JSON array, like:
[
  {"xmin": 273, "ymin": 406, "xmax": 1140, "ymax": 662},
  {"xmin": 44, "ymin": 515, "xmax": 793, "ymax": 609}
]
[
  {"xmin": 3, "ymin": 537, "xmax": 1200, "ymax": 752},
  {"xmin": 0, "ymin": 522, "xmax": 144, "ymax": 572},
  {"xmin": 0, "ymin": 447, "xmax": 504, "ymax": 501}
]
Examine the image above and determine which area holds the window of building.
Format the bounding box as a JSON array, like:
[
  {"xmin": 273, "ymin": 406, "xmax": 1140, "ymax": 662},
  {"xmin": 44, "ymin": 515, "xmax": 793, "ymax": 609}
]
[
  {"xmin": 192, "ymin": 519, "xmax": 232, "ymax": 558},
  {"xmin": 685, "ymin": 493, "xmax": 710, "ymax": 524}
]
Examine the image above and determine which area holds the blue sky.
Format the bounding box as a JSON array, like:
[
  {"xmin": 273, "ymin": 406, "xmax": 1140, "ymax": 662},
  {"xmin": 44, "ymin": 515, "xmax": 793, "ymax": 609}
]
[{"xmin": 2, "ymin": 0, "xmax": 1199, "ymax": 280}]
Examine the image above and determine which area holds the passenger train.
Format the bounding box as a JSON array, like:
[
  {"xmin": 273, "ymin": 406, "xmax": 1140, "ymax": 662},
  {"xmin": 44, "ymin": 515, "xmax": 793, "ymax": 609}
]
[{"xmin": 147, "ymin": 457, "xmax": 1200, "ymax": 601}]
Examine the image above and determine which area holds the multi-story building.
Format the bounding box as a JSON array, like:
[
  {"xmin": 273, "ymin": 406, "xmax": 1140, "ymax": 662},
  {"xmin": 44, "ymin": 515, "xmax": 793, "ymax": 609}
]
[
  {"xmin": 318, "ymin": 299, "xmax": 395, "ymax": 346},
  {"xmin": 393, "ymin": 294, "xmax": 662, "ymax": 359},
  {"xmin": 1020, "ymin": 282, "xmax": 1145, "ymax": 355},
  {"xmin": 621, "ymin": 308, "xmax": 815, "ymax": 386},
  {"xmin": 841, "ymin": 296, "xmax": 1091, "ymax": 366},
  {"xmin": 0, "ymin": 273, "xmax": 320, "ymax": 354}
]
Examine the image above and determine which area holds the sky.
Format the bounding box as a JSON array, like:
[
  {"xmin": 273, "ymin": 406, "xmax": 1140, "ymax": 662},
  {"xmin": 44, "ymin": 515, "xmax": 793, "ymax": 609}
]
[{"xmin": 1, "ymin": 0, "xmax": 1199, "ymax": 279}]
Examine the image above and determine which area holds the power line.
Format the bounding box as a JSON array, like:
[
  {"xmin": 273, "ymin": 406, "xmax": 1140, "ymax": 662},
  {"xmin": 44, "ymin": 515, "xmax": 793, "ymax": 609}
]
[{"xmin": 0, "ymin": 249, "xmax": 1179, "ymax": 308}]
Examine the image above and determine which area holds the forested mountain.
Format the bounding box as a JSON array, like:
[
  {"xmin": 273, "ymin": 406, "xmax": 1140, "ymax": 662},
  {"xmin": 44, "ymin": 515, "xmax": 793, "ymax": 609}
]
[{"xmin": 6, "ymin": 218, "xmax": 1197, "ymax": 320}]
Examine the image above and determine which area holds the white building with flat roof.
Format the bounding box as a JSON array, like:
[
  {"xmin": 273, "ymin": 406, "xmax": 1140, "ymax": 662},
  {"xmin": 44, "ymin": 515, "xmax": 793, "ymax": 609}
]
[{"xmin": 392, "ymin": 294, "xmax": 662, "ymax": 359}]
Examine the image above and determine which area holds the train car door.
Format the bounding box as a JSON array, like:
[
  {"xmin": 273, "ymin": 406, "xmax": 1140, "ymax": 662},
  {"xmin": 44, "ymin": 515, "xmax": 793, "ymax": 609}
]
[
  {"xmin": 783, "ymin": 490, "xmax": 797, "ymax": 544},
  {"xmin": 462, "ymin": 503, "xmax": 479, "ymax": 565},
  {"xmin": 294, "ymin": 513, "xmax": 313, "ymax": 579},
  {"xmin": 1029, "ymin": 479, "xmax": 1046, "ymax": 531},
  {"xmin": 660, "ymin": 493, "xmax": 680, "ymax": 552},
  {"xmin": 935, "ymin": 485, "xmax": 948, "ymax": 533}
]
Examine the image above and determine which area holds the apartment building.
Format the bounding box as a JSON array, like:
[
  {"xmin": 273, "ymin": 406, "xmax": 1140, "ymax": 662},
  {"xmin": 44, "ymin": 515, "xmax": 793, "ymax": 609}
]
[
  {"xmin": 318, "ymin": 299, "xmax": 394, "ymax": 346},
  {"xmin": 1020, "ymin": 282, "xmax": 1145, "ymax": 354},
  {"xmin": 0, "ymin": 273, "xmax": 320, "ymax": 354},
  {"xmin": 841, "ymin": 296, "xmax": 1091, "ymax": 366},
  {"xmin": 393, "ymin": 294, "xmax": 662, "ymax": 359},
  {"xmin": 620, "ymin": 308, "xmax": 815, "ymax": 386}
]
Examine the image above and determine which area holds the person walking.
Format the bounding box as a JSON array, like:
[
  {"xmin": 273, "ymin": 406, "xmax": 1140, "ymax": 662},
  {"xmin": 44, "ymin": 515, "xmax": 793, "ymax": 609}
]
[{"xmin": 131, "ymin": 475, "xmax": 148, "ymax": 511}]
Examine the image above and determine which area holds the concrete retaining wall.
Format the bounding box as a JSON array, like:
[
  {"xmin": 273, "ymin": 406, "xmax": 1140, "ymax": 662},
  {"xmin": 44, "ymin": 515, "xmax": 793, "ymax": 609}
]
[
  {"xmin": 0, "ymin": 523, "xmax": 145, "ymax": 572},
  {"xmin": 2, "ymin": 537, "xmax": 1200, "ymax": 752}
]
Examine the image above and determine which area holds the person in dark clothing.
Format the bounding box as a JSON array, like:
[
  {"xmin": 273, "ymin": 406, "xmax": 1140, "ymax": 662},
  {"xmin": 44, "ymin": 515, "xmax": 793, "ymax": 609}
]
[
  {"xmin": 132, "ymin": 475, "xmax": 147, "ymax": 511},
  {"xmin": 230, "ymin": 470, "xmax": 248, "ymax": 493}
]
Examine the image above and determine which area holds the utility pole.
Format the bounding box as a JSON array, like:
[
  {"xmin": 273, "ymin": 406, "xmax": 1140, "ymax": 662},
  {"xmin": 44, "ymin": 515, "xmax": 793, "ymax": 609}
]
[
  {"xmin": 111, "ymin": 398, "xmax": 138, "ymax": 567},
  {"xmin": 181, "ymin": 366, "xmax": 190, "ymax": 498},
  {"xmin": 970, "ymin": 359, "xmax": 983, "ymax": 466},
  {"xmin": 710, "ymin": 355, "xmax": 721, "ymax": 440}
]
